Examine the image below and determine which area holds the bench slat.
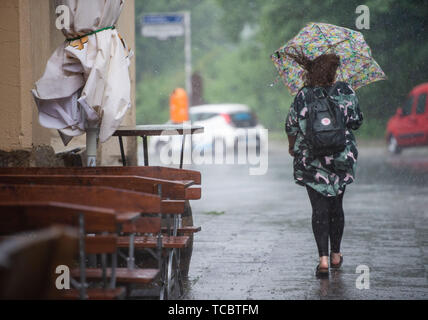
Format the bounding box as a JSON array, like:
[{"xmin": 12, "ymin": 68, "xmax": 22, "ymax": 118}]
[
  {"xmin": 85, "ymin": 235, "xmax": 117, "ymax": 254},
  {"xmin": 0, "ymin": 175, "xmax": 200, "ymax": 200},
  {"xmin": 0, "ymin": 202, "xmax": 118, "ymax": 233},
  {"xmin": 185, "ymin": 187, "xmax": 202, "ymax": 200},
  {"xmin": 0, "ymin": 184, "xmax": 161, "ymax": 215},
  {"xmin": 121, "ymin": 217, "xmax": 161, "ymax": 234},
  {"xmin": 0, "ymin": 166, "xmax": 201, "ymax": 185},
  {"xmin": 71, "ymin": 268, "xmax": 160, "ymax": 284},
  {"xmin": 117, "ymin": 235, "xmax": 189, "ymax": 249},
  {"xmin": 161, "ymin": 200, "xmax": 185, "ymax": 214},
  {"xmin": 161, "ymin": 226, "xmax": 201, "ymax": 234},
  {"xmin": 60, "ymin": 288, "xmax": 126, "ymax": 300}
]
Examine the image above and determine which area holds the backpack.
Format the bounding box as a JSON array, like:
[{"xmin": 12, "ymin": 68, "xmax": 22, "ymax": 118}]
[{"xmin": 304, "ymin": 85, "xmax": 346, "ymax": 157}]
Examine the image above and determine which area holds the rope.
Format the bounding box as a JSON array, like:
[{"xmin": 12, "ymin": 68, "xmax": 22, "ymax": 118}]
[{"xmin": 66, "ymin": 26, "xmax": 116, "ymax": 42}]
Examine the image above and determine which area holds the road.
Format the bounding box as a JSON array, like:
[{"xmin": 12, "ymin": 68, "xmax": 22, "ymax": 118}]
[{"xmin": 145, "ymin": 141, "xmax": 428, "ymax": 300}]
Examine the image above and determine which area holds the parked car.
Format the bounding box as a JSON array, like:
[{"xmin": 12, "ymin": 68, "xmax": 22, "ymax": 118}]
[
  {"xmin": 149, "ymin": 104, "xmax": 267, "ymax": 156},
  {"xmin": 386, "ymin": 83, "xmax": 428, "ymax": 154}
]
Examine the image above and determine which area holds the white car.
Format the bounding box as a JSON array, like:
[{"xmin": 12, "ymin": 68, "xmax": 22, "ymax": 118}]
[{"xmin": 149, "ymin": 104, "xmax": 267, "ymax": 156}]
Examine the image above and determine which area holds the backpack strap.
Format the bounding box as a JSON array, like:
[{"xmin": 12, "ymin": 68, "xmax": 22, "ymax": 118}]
[
  {"xmin": 315, "ymin": 88, "xmax": 328, "ymax": 99},
  {"xmin": 294, "ymin": 86, "xmax": 312, "ymax": 113},
  {"xmin": 327, "ymin": 82, "xmax": 346, "ymax": 97},
  {"xmin": 305, "ymin": 87, "xmax": 329, "ymax": 101}
]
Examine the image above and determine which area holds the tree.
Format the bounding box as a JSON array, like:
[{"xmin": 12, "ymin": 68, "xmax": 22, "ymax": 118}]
[{"xmin": 134, "ymin": 0, "xmax": 428, "ymax": 136}]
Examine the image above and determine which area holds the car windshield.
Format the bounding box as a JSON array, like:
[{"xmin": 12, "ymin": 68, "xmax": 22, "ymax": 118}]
[
  {"xmin": 190, "ymin": 112, "xmax": 218, "ymax": 122},
  {"xmin": 190, "ymin": 110, "xmax": 258, "ymax": 127}
]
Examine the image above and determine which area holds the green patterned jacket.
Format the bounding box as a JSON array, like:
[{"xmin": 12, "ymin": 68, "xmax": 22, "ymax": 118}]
[{"xmin": 285, "ymin": 82, "xmax": 363, "ymax": 197}]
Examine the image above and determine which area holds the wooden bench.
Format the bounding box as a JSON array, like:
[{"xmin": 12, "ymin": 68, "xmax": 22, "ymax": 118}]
[
  {"xmin": 0, "ymin": 166, "xmax": 201, "ymax": 220},
  {"xmin": 0, "ymin": 202, "xmax": 140, "ymax": 299},
  {"xmin": 0, "ymin": 167, "xmax": 202, "ymax": 290},
  {"xmin": 0, "ymin": 185, "xmax": 186, "ymax": 299},
  {"xmin": 0, "ymin": 175, "xmax": 190, "ymax": 241},
  {"xmin": 0, "ymin": 201, "xmax": 175, "ymax": 299},
  {"xmin": 0, "ymin": 166, "xmax": 202, "ymax": 232},
  {"xmin": 0, "ymin": 226, "xmax": 79, "ymax": 299},
  {"xmin": 71, "ymin": 214, "xmax": 165, "ymax": 299},
  {"xmin": 0, "ymin": 166, "xmax": 202, "ymax": 238},
  {"xmin": 0, "ymin": 172, "xmax": 201, "ymax": 275},
  {"xmin": 118, "ymin": 215, "xmax": 190, "ymax": 299},
  {"xmin": 0, "ymin": 184, "xmax": 162, "ymax": 216},
  {"xmin": 0, "ymin": 174, "xmax": 200, "ymax": 201}
]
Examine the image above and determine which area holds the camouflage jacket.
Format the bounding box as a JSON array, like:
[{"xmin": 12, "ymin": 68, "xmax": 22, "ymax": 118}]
[{"xmin": 285, "ymin": 82, "xmax": 363, "ymax": 197}]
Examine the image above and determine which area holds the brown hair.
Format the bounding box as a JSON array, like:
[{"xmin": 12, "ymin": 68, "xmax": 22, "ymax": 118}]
[{"xmin": 285, "ymin": 47, "xmax": 340, "ymax": 88}]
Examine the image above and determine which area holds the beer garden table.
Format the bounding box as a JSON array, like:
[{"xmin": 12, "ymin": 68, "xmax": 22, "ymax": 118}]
[{"xmin": 113, "ymin": 124, "xmax": 204, "ymax": 168}]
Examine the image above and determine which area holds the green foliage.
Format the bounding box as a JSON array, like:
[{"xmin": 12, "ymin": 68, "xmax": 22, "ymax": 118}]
[
  {"xmin": 134, "ymin": 0, "xmax": 227, "ymax": 81},
  {"xmin": 200, "ymin": 42, "xmax": 292, "ymax": 129},
  {"xmin": 135, "ymin": 0, "xmax": 428, "ymax": 138},
  {"xmin": 247, "ymin": 0, "xmax": 428, "ymax": 128},
  {"xmin": 135, "ymin": 0, "xmax": 231, "ymax": 124},
  {"xmin": 136, "ymin": 71, "xmax": 183, "ymax": 125}
]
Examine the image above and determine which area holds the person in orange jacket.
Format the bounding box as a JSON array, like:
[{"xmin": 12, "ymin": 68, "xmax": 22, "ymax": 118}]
[{"xmin": 170, "ymin": 88, "xmax": 189, "ymax": 124}]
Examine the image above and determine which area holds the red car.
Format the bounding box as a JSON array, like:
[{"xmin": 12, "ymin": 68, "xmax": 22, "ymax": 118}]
[{"xmin": 386, "ymin": 83, "xmax": 428, "ymax": 154}]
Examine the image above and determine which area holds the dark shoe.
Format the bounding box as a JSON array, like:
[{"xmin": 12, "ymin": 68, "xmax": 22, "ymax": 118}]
[
  {"xmin": 330, "ymin": 254, "xmax": 343, "ymax": 269},
  {"xmin": 315, "ymin": 264, "xmax": 329, "ymax": 278}
]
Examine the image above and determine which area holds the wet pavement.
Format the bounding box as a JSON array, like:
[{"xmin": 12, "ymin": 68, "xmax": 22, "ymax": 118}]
[{"xmin": 145, "ymin": 141, "xmax": 428, "ymax": 300}]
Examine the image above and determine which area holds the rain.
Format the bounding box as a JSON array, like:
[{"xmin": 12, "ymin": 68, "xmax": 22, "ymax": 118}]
[
  {"xmin": 0, "ymin": 0, "xmax": 427, "ymax": 305},
  {"xmin": 136, "ymin": 0, "xmax": 428, "ymax": 300}
]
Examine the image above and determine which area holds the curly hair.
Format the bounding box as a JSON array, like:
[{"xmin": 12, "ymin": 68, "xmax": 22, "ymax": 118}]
[{"xmin": 285, "ymin": 47, "xmax": 340, "ymax": 88}]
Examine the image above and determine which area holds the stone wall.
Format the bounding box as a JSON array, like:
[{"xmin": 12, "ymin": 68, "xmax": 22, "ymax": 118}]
[{"xmin": 0, "ymin": 145, "xmax": 83, "ymax": 168}]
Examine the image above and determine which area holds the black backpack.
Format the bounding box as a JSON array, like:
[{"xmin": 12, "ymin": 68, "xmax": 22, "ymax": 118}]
[{"xmin": 304, "ymin": 85, "xmax": 346, "ymax": 157}]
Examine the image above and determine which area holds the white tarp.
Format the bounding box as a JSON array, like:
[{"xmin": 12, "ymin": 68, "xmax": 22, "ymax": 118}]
[{"xmin": 32, "ymin": 0, "xmax": 132, "ymax": 144}]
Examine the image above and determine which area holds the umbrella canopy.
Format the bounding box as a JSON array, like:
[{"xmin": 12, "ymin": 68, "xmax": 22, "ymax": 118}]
[
  {"xmin": 271, "ymin": 22, "xmax": 386, "ymax": 95},
  {"xmin": 32, "ymin": 0, "xmax": 132, "ymax": 145}
]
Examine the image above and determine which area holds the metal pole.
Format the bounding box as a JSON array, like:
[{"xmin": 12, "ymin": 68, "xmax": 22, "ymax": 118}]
[
  {"xmin": 184, "ymin": 11, "xmax": 192, "ymax": 104},
  {"xmin": 127, "ymin": 233, "xmax": 135, "ymax": 270},
  {"xmin": 118, "ymin": 136, "xmax": 127, "ymax": 167},
  {"xmin": 78, "ymin": 213, "xmax": 87, "ymax": 300},
  {"xmin": 142, "ymin": 136, "xmax": 149, "ymax": 166},
  {"xmin": 180, "ymin": 134, "xmax": 186, "ymax": 169},
  {"xmin": 86, "ymin": 127, "xmax": 98, "ymax": 167}
]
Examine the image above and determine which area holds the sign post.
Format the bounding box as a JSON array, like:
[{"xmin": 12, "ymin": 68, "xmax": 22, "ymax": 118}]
[{"xmin": 141, "ymin": 12, "xmax": 192, "ymax": 103}]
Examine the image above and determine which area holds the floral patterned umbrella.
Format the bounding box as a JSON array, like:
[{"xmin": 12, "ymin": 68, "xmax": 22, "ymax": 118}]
[{"xmin": 271, "ymin": 22, "xmax": 386, "ymax": 95}]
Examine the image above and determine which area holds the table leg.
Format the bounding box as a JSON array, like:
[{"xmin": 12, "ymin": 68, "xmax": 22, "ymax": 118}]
[
  {"xmin": 142, "ymin": 136, "xmax": 149, "ymax": 166},
  {"xmin": 118, "ymin": 136, "xmax": 127, "ymax": 167},
  {"xmin": 180, "ymin": 134, "xmax": 186, "ymax": 169}
]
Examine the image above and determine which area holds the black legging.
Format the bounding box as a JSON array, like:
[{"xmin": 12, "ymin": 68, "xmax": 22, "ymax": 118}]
[{"xmin": 306, "ymin": 186, "xmax": 345, "ymax": 257}]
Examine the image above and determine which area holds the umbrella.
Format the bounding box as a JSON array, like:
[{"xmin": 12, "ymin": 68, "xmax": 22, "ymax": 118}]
[
  {"xmin": 271, "ymin": 22, "xmax": 386, "ymax": 95},
  {"xmin": 32, "ymin": 0, "xmax": 132, "ymax": 166}
]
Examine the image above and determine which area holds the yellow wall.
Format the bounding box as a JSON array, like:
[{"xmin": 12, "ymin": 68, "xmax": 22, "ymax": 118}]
[
  {"xmin": 0, "ymin": 0, "xmax": 32, "ymax": 150},
  {"xmin": 0, "ymin": 0, "xmax": 137, "ymax": 166}
]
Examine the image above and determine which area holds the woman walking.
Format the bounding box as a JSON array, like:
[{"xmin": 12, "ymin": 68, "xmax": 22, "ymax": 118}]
[
  {"xmin": 272, "ymin": 22, "xmax": 385, "ymax": 278},
  {"xmin": 285, "ymin": 51, "xmax": 363, "ymax": 277}
]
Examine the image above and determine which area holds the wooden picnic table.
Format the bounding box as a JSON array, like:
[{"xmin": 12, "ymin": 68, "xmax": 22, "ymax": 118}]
[{"xmin": 113, "ymin": 124, "xmax": 204, "ymax": 168}]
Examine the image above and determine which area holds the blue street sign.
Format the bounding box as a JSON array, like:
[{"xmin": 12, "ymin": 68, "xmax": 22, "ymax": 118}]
[
  {"xmin": 142, "ymin": 14, "xmax": 184, "ymax": 25},
  {"xmin": 141, "ymin": 13, "xmax": 185, "ymax": 39}
]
